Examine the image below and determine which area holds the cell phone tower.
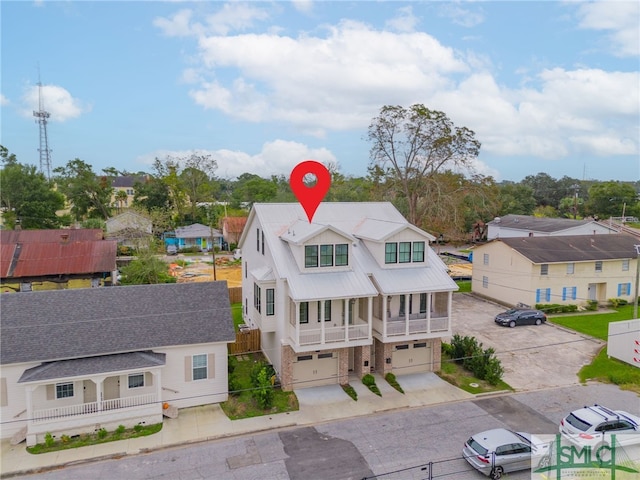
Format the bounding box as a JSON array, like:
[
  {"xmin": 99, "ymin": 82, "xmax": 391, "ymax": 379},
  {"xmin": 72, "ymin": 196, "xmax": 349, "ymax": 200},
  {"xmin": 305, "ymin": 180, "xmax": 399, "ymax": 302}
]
[{"xmin": 33, "ymin": 73, "xmax": 52, "ymax": 181}]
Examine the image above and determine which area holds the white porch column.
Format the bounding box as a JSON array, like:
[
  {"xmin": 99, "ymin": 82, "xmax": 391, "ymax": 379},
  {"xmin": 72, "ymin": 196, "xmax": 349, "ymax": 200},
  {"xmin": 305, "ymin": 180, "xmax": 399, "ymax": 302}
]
[
  {"xmin": 427, "ymin": 293, "xmax": 432, "ymax": 334},
  {"xmin": 94, "ymin": 376, "xmax": 105, "ymax": 412},
  {"xmin": 25, "ymin": 385, "xmax": 34, "ymax": 424},
  {"xmin": 294, "ymin": 301, "xmax": 300, "ymax": 346},
  {"xmin": 383, "ymin": 295, "xmax": 388, "ymax": 337},
  {"xmin": 404, "ymin": 295, "xmax": 410, "ymax": 335},
  {"xmin": 367, "ymin": 296, "xmax": 373, "ymax": 338},
  {"xmin": 448, "ymin": 291, "xmax": 453, "ymax": 331},
  {"xmin": 155, "ymin": 369, "xmax": 162, "ymax": 405},
  {"xmin": 320, "ymin": 300, "xmax": 326, "ymax": 345}
]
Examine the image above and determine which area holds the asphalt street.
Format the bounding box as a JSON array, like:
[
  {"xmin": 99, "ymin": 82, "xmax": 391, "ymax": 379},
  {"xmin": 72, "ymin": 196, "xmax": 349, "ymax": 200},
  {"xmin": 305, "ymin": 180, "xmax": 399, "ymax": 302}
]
[{"xmin": 14, "ymin": 383, "xmax": 637, "ymax": 480}]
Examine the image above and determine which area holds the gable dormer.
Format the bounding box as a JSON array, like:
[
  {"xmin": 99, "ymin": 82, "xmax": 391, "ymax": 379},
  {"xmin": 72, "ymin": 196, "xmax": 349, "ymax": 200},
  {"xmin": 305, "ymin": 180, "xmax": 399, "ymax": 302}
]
[
  {"xmin": 353, "ymin": 219, "xmax": 434, "ymax": 269},
  {"xmin": 280, "ymin": 221, "xmax": 354, "ymax": 273}
]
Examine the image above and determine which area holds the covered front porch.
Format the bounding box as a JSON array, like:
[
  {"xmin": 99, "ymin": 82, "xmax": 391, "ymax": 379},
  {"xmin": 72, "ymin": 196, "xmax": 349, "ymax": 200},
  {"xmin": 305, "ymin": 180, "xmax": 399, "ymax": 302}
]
[
  {"xmin": 287, "ymin": 296, "xmax": 374, "ymax": 348},
  {"xmin": 372, "ymin": 291, "xmax": 452, "ymax": 339},
  {"xmin": 18, "ymin": 352, "xmax": 165, "ymax": 446}
]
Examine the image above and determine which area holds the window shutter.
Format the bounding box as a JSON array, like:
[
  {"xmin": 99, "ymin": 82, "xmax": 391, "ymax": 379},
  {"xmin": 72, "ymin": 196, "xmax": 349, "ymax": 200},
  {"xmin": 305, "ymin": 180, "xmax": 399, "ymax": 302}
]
[
  {"xmin": 46, "ymin": 384, "xmax": 54, "ymax": 400},
  {"xmin": 618, "ymin": 284, "xmax": 622, "ymax": 296},
  {"xmin": 0, "ymin": 378, "xmax": 7, "ymax": 407},
  {"xmin": 207, "ymin": 354, "xmax": 215, "ymax": 379},
  {"xmin": 535, "ymin": 289, "xmax": 541, "ymax": 303},
  {"xmin": 572, "ymin": 287, "xmax": 577, "ymax": 300},
  {"xmin": 628, "ymin": 283, "xmax": 632, "ymax": 296},
  {"xmin": 145, "ymin": 372, "xmax": 153, "ymax": 386},
  {"xmin": 185, "ymin": 356, "xmax": 192, "ymax": 382},
  {"xmin": 562, "ymin": 287, "xmax": 567, "ymax": 301}
]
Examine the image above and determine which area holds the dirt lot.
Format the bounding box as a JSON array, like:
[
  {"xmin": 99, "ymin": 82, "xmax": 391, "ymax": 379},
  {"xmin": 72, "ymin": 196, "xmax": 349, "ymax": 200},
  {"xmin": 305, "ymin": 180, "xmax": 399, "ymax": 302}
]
[{"xmin": 168, "ymin": 257, "xmax": 242, "ymax": 287}]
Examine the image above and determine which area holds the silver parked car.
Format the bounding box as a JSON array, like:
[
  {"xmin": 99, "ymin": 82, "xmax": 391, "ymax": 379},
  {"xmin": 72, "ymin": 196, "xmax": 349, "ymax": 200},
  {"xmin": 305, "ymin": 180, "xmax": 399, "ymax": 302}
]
[
  {"xmin": 463, "ymin": 428, "xmax": 550, "ymax": 479},
  {"xmin": 559, "ymin": 404, "xmax": 640, "ymax": 450}
]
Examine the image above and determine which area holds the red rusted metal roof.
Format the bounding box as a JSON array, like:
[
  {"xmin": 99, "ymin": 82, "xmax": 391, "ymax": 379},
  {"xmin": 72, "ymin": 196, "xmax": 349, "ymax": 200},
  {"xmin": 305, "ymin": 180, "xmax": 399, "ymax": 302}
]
[
  {"xmin": 222, "ymin": 217, "xmax": 248, "ymax": 233},
  {"xmin": 0, "ymin": 229, "xmax": 116, "ymax": 279},
  {"xmin": 0, "ymin": 229, "xmax": 104, "ymax": 244}
]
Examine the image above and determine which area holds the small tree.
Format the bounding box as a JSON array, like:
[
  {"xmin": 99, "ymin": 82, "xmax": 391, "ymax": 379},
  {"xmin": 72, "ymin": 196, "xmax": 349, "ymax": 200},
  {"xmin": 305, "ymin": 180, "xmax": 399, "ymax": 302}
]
[{"xmin": 119, "ymin": 251, "xmax": 176, "ymax": 284}]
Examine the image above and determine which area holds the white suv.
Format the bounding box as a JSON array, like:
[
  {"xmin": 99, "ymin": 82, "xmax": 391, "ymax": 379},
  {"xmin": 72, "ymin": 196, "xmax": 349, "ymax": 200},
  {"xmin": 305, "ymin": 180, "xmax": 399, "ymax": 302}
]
[{"xmin": 559, "ymin": 404, "xmax": 640, "ymax": 449}]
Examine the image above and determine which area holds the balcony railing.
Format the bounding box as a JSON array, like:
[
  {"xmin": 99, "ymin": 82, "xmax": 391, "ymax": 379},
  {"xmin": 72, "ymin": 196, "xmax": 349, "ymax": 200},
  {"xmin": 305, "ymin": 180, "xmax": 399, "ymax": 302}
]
[
  {"xmin": 295, "ymin": 323, "xmax": 370, "ymax": 346},
  {"xmin": 32, "ymin": 393, "xmax": 157, "ymax": 423},
  {"xmin": 378, "ymin": 314, "xmax": 450, "ymax": 337}
]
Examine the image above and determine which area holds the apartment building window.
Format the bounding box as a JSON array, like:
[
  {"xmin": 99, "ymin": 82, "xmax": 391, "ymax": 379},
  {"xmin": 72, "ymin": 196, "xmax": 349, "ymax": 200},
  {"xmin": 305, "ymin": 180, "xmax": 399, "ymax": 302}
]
[
  {"xmin": 419, "ymin": 293, "xmax": 427, "ymax": 314},
  {"xmin": 261, "ymin": 231, "xmax": 264, "ymax": 255},
  {"xmin": 256, "ymin": 228, "xmax": 260, "ymax": 251},
  {"xmin": 385, "ymin": 243, "xmax": 397, "ymax": 264},
  {"xmin": 540, "ymin": 264, "xmax": 549, "ymax": 276},
  {"xmin": 320, "ymin": 245, "xmax": 334, "ymax": 267},
  {"xmin": 399, "ymin": 242, "xmax": 411, "ymax": 263},
  {"xmin": 622, "ymin": 259, "xmax": 630, "ymax": 271},
  {"xmin": 56, "ymin": 382, "xmax": 74, "ymax": 399},
  {"xmin": 595, "ymin": 261, "xmax": 603, "ymax": 272},
  {"xmin": 482, "ymin": 276, "xmax": 488, "ymax": 288},
  {"xmin": 536, "ymin": 288, "xmax": 551, "ymax": 303},
  {"xmin": 266, "ymin": 288, "xmax": 275, "ymax": 316},
  {"xmin": 192, "ymin": 354, "xmax": 207, "ymax": 380},
  {"xmin": 254, "ymin": 283, "xmax": 261, "ymax": 313},
  {"xmin": 562, "ymin": 286, "xmax": 577, "ymax": 301},
  {"xmin": 399, "ymin": 295, "xmax": 406, "ymax": 316},
  {"xmin": 300, "ymin": 302, "xmax": 309, "ymax": 324},
  {"xmin": 128, "ymin": 373, "xmax": 144, "ymax": 389},
  {"xmin": 483, "ymin": 253, "xmax": 489, "ymax": 265},
  {"xmin": 618, "ymin": 283, "xmax": 631, "ymax": 296},
  {"xmin": 566, "ymin": 263, "xmax": 575, "ymax": 275},
  {"xmin": 413, "ymin": 242, "xmax": 425, "ymax": 262},
  {"xmin": 305, "ymin": 246, "xmax": 318, "ymax": 268},
  {"xmin": 335, "ymin": 244, "xmax": 348, "ymax": 266}
]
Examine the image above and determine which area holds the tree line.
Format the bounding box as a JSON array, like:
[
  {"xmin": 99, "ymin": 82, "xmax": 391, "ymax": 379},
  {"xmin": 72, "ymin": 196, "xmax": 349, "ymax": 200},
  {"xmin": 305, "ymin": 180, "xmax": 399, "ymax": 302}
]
[{"xmin": 2, "ymin": 104, "xmax": 638, "ymax": 241}]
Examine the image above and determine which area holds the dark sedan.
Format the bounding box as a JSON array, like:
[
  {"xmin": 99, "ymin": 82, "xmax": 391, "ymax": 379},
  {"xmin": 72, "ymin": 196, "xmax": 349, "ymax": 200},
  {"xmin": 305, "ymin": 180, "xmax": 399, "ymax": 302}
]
[{"xmin": 494, "ymin": 308, "xmax": 547, "ymax": 328}]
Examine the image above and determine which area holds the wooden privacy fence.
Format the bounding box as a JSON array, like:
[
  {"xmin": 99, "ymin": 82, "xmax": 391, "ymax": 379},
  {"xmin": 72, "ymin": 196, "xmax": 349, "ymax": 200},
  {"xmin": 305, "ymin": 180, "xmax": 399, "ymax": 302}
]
[
  {"xmin": 228, "ymin": 286, "xmax": 242, "ymax": 304},
  {"xmin": 229, "ymin": 328, "xmax": 261, "ymax": 355}
]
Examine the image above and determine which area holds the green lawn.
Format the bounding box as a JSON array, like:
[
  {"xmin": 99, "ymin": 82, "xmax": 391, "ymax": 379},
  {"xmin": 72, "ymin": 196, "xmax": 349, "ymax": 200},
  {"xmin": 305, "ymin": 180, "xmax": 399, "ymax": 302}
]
[
  {"xmin": 548, "ymin": 304, "xmax": 639, "ymax": 394},
  {"xmin": 455, "ymin": 280, "xmax": 471, "ymax": 293},
  {"xmin": 231, "ymin": 303, "xmax": 243, "ymax": 331},
  {"xmin": 549, "ymin": 304, "xmax": 635, "ymax": 340}
]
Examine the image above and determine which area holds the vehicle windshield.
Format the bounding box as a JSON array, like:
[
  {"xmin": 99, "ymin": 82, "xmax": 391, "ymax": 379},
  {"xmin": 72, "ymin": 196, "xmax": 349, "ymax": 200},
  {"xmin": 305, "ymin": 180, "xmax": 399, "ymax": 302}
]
[
  {"xmin": 504, "ymin": 309, "xmax": 520, "ymax": 315},
  {"xmin": 565, "ymin": 413, "xmax": 592, "ymax": 432},
  {"xmin": 467, "ymin": 437, "xmax": 488, "ymax": 455}
]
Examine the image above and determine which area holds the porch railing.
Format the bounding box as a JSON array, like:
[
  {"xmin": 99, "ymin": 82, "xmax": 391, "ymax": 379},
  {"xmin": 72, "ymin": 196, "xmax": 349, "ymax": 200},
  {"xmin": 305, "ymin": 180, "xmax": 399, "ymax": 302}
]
[
  {"xmin": 383, "ymin": 315, "xmax": 450, "ymax": 336},
  {"xmin": 32, "ymin": 393, "xmax": 157, "ymax": 423},
  {"xmin": 296, "ymin": 323, "xmax": 370, "ymax": 346}
]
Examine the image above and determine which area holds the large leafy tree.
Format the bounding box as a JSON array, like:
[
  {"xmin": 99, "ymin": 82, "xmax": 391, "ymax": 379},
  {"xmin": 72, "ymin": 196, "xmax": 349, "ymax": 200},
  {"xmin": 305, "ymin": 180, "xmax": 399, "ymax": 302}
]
[
  {"xmin": 367, "ymin": 104, "xmax": 481, "ymax": 225},
  {"xmin": 231, "ymin": 173, "xmax": 278, "ymax": 207},
  {"xmin": 496, "ymin": 182, "xmax": 537, "ymax": 216},
  {"xmin": 0, "ymin": 146, "xmax": 67, "ymax": 229},
  {"xmin": 133, "ymin": 176, "xmax": 172, "ymax": 212},
  {"xmin": 53, "ymin": 159, "xmax": 113, "ymax": 220},
  {"xmin": 586, "ymin": 181, "xmax": 639, "ymax": 218}
]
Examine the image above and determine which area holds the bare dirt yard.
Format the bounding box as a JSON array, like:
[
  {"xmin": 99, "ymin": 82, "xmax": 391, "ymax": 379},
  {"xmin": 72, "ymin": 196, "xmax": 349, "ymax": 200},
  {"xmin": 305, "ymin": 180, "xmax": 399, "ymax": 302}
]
[{"xmin": 169, "ymin": 257, "xmax": 242, "ymax": 287}]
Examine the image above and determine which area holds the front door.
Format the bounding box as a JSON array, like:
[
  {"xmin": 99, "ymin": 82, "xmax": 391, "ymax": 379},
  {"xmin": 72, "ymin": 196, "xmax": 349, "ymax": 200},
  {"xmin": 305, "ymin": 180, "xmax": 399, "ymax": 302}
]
[
  {"xmin": 103, "ymin": 376, "xmax": 120, "ymax": 400},
  {"xmin": 588, "ymin": 283, "xmax": 597, "ymax": 301},
  {"xmin": 83, "ymin": 380, "xmax": 96, "ymax": 403}
]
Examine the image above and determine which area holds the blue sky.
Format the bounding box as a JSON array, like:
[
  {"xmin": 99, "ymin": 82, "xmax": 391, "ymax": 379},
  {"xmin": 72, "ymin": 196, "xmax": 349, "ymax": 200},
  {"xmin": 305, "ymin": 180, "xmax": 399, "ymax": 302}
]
[{"xmin": 2, "ymin": 1, "xmax": 639, "ymax": 183}]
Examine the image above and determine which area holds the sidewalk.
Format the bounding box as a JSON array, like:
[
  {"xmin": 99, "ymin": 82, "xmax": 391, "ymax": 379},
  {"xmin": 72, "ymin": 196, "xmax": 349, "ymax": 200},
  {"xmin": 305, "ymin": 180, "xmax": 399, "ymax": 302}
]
[{"xmin": 0, "ymin": 373, "xmax": 473, "ymax": 478}]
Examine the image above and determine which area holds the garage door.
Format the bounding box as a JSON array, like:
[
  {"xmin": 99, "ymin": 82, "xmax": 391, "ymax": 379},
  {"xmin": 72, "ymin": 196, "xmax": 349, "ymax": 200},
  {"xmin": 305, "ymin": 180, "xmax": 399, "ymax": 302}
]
[
  {"xmin": 292, "ymin": 352, "xmax": 339, "ymax": 388},
  {"xmin": 392, "ymin": 342, "xmax": 432, "ymax": 375}
]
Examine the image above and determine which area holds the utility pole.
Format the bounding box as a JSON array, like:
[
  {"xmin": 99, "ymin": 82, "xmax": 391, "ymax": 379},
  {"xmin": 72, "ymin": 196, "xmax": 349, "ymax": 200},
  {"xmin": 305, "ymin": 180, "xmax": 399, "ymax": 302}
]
[
  {"xmin": 634, "ymin": 245, "xmax": 640, "ymax": 319},
  {"xmin": 209, "ymin": 208, "xmax": 217, "ymax": 281}
]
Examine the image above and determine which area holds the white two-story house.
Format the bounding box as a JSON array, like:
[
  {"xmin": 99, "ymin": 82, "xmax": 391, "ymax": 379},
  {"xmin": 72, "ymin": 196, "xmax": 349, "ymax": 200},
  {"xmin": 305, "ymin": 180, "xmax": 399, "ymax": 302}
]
[{"xmin": 238, "ymin": 202, "xmax": 458, "ymax": 390}]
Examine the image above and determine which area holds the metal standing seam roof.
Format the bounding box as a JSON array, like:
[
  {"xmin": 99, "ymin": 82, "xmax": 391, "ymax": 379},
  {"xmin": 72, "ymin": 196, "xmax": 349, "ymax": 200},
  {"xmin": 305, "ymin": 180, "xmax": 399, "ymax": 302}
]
[
  {"xmin": 0, "ymin": 229, "xmax": 104, "ymax": 244},
  {"xmin": 1, "ymin": 281, "xmax": 235, "ymax": 365},
  {"xmin": 246, "ymin": 203, "xmax": 458, "ymax": 301},
  {"xmin": 174, "ymin": 223, "xmax": 222, "ymax": 238},
  {"xmin": 498, "ymin": 234, "xmax": 639, "ymax": 263}
]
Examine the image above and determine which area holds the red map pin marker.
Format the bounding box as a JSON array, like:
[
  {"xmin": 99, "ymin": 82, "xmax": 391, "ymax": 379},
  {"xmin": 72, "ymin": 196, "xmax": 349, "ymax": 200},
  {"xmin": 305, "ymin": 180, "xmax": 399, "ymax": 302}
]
[{"xmin": 289, "ymin": 160, "xmax": 331, "ymax": 223}]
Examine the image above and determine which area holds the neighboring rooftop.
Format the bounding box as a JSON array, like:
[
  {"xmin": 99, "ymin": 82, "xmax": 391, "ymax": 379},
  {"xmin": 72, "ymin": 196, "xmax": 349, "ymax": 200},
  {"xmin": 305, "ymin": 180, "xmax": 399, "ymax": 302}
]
[{"xmin": 488, "ymin": 214, "xmax": 610, "ymax": 233}]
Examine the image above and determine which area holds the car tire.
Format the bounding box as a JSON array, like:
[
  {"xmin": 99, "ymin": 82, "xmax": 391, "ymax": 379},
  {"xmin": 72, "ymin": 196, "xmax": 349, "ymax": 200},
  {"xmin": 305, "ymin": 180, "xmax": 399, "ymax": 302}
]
[
  {"xmin": 490, "ymin": 466, "xmax": 504, "ymax": 479},
  {"xmin": 535, "ymin": 318, "xmax": 542, "ymax": 325},
  {"xmin": 509, "ymin": 320, "xmax": 516, "ymax": 328}
]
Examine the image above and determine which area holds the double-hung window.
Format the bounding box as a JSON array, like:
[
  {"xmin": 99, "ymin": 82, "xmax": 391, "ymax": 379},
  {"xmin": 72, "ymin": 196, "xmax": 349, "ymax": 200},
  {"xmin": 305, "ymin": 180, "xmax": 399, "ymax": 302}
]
[
  {"xmin": 566, "ymin": 263, "xmax": 575, "ymax": 275},
  {"xmin": 320, "ymin": 245, "xmax": 334, "ymax": 267},
  {"xmin": 305, "ymin": 246, "xmax": 318, "ymax": 268},
  {"xmin": 540, "ymin": 264, "xmax": 549, "ymax": 276},
  {"xmin": 128, "ymin": 373, "xmax": 144, "ymax": 389},
  {"xmin": 300, "ymin": 302, "xmax": 309, "ymax": 324},
  {"xmin": 335, "ymin": 244, "xmax": 348, "ymax": 266},
  {"xmin": 192, "ymin": 354, "xmax": 207, "ymax": 380},
  {"xmin": 412, "ymin": 242, "xmax": 425, "ymax": 262},
  {"xmin": 254, "ymin": 283, "xmax": 261, "ymax": 313},
  {"xmin": 399, "ymin": 242, "xmax": 411, "ymax": 263},
  {"xmin": 595, "ymin": 261, "xmax": 603, "ymax": 273},
  {"xmin": 385, "ymin": 243, "xmax": 397, "ymax": 264},
  {"xmin": 419, "ymin": 293, "xmax": 427, "ymax": 314},
  {"xmin": 266, "ymin": 288, "xmax": 275, "ymax": 316}
]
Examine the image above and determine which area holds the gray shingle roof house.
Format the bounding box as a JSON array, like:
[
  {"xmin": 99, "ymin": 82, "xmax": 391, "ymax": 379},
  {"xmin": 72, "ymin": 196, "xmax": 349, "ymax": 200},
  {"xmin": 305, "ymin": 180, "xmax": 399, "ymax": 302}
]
[
  {"xmin": 238, "ymin": 202, "xmax": 458, "ymax": 390},
  {"xmin": 471, "ymin": 234, "xmax": 638, "ymax": 307},
  {"xmin": 487, "ymin": 214, "xmax": 617, "ymax": 240},
  {"xmin": 0, "ymin": 282, "xmax": 235, "ymax": 446}
]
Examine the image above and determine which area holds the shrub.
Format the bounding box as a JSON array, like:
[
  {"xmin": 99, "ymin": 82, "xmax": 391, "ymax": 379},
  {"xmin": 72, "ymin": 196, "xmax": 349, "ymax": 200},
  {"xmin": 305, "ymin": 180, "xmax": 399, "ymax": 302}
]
[
  {"xmin": 450, "ymin": 334, "xmax": 504, "ymax": 384},
  {"xmin": 585, "ymin": 300, "xmax": 599, "ymax": 311},
  {"xmin": 97, "ymin": 428, "xmax": 108, "ymax": 439},
  {"xmin": 385, "ymin": 372, "xmax": 405, "ymax": 394},
  {"xmin": 342, "ymin": 384, "xmax": 358, "ymax": 401},
  {"xmin": 536, "ymin": 303, "xmax": 579, "ymax": 314},
  {"xmin": 608, "ymin": 298, "xmax": 628, "ymax": 308},
  {"xmin": 252, "ymin": 368, "xmax": 274, "ymax": 409},
  {"xmin": 228, "ymin": 373, "xmax": 242, "ymax": 396},
  {"xmin": 228, "ymin": 355, "xmax": 238, "ymax": 374},
  {"xmin": 44, "ymin": 433, "xmax": 54, "ymax": 447},
  {"xmin": 362, "ymin": 374, "xmax": 375, "ymax": 386},
  {"xmin": 60, "ymin": 434, "xmax": 70, "ymax": 443},
  {"xmin": 133, "ymin": 424, "xmax": 143, "ymax": 433},
  {"xmin": 115, "ymin": 425, "xmax": 126, "ymax": 436}
]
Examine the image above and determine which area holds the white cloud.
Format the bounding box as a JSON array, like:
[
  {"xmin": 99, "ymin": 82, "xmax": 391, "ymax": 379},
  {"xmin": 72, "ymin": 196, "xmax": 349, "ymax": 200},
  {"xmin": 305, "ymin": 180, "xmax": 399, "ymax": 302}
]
[
  {"xmin": 575, "ymin": 0, "xmax": 640, "ymax": 57},
  {"xmin": 438, "ymin": 3, "xmax": 485, "ymax": 28},
  {"xmin": 385, "ymin": 6, "xmax": 419, "ymax": 33},
  {"xmin": 20, "ymin": 84, "xmax": 89, "ymax": 122},
  {"xmin": 137, "ymin": 140, "xmax": 337, "ymax": 180},
  {"xmin": 0, "ymin": 94, "xmax": 9, "ymax": 106},
  {"xmin": 292, "ymin": 0, "xmax": 314, "ymax": 15},
  {"xmin": 153, "ymin": 9, "xmax": 200, "ymax": 37}
]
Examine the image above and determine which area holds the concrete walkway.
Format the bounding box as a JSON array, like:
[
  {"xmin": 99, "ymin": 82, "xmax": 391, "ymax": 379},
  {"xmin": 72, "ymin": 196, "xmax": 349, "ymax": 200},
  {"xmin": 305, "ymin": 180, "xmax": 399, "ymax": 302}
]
[{"xmin": 0, "ymin": 373, "xmax": 473, "ymax": 478}]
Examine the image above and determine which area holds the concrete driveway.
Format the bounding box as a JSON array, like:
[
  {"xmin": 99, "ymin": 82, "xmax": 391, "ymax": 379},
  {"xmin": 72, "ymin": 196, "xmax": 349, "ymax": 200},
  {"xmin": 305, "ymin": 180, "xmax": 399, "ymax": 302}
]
[{"xmin": 449, "ymin": 294, "xmax": 605, "ymax": 391}]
